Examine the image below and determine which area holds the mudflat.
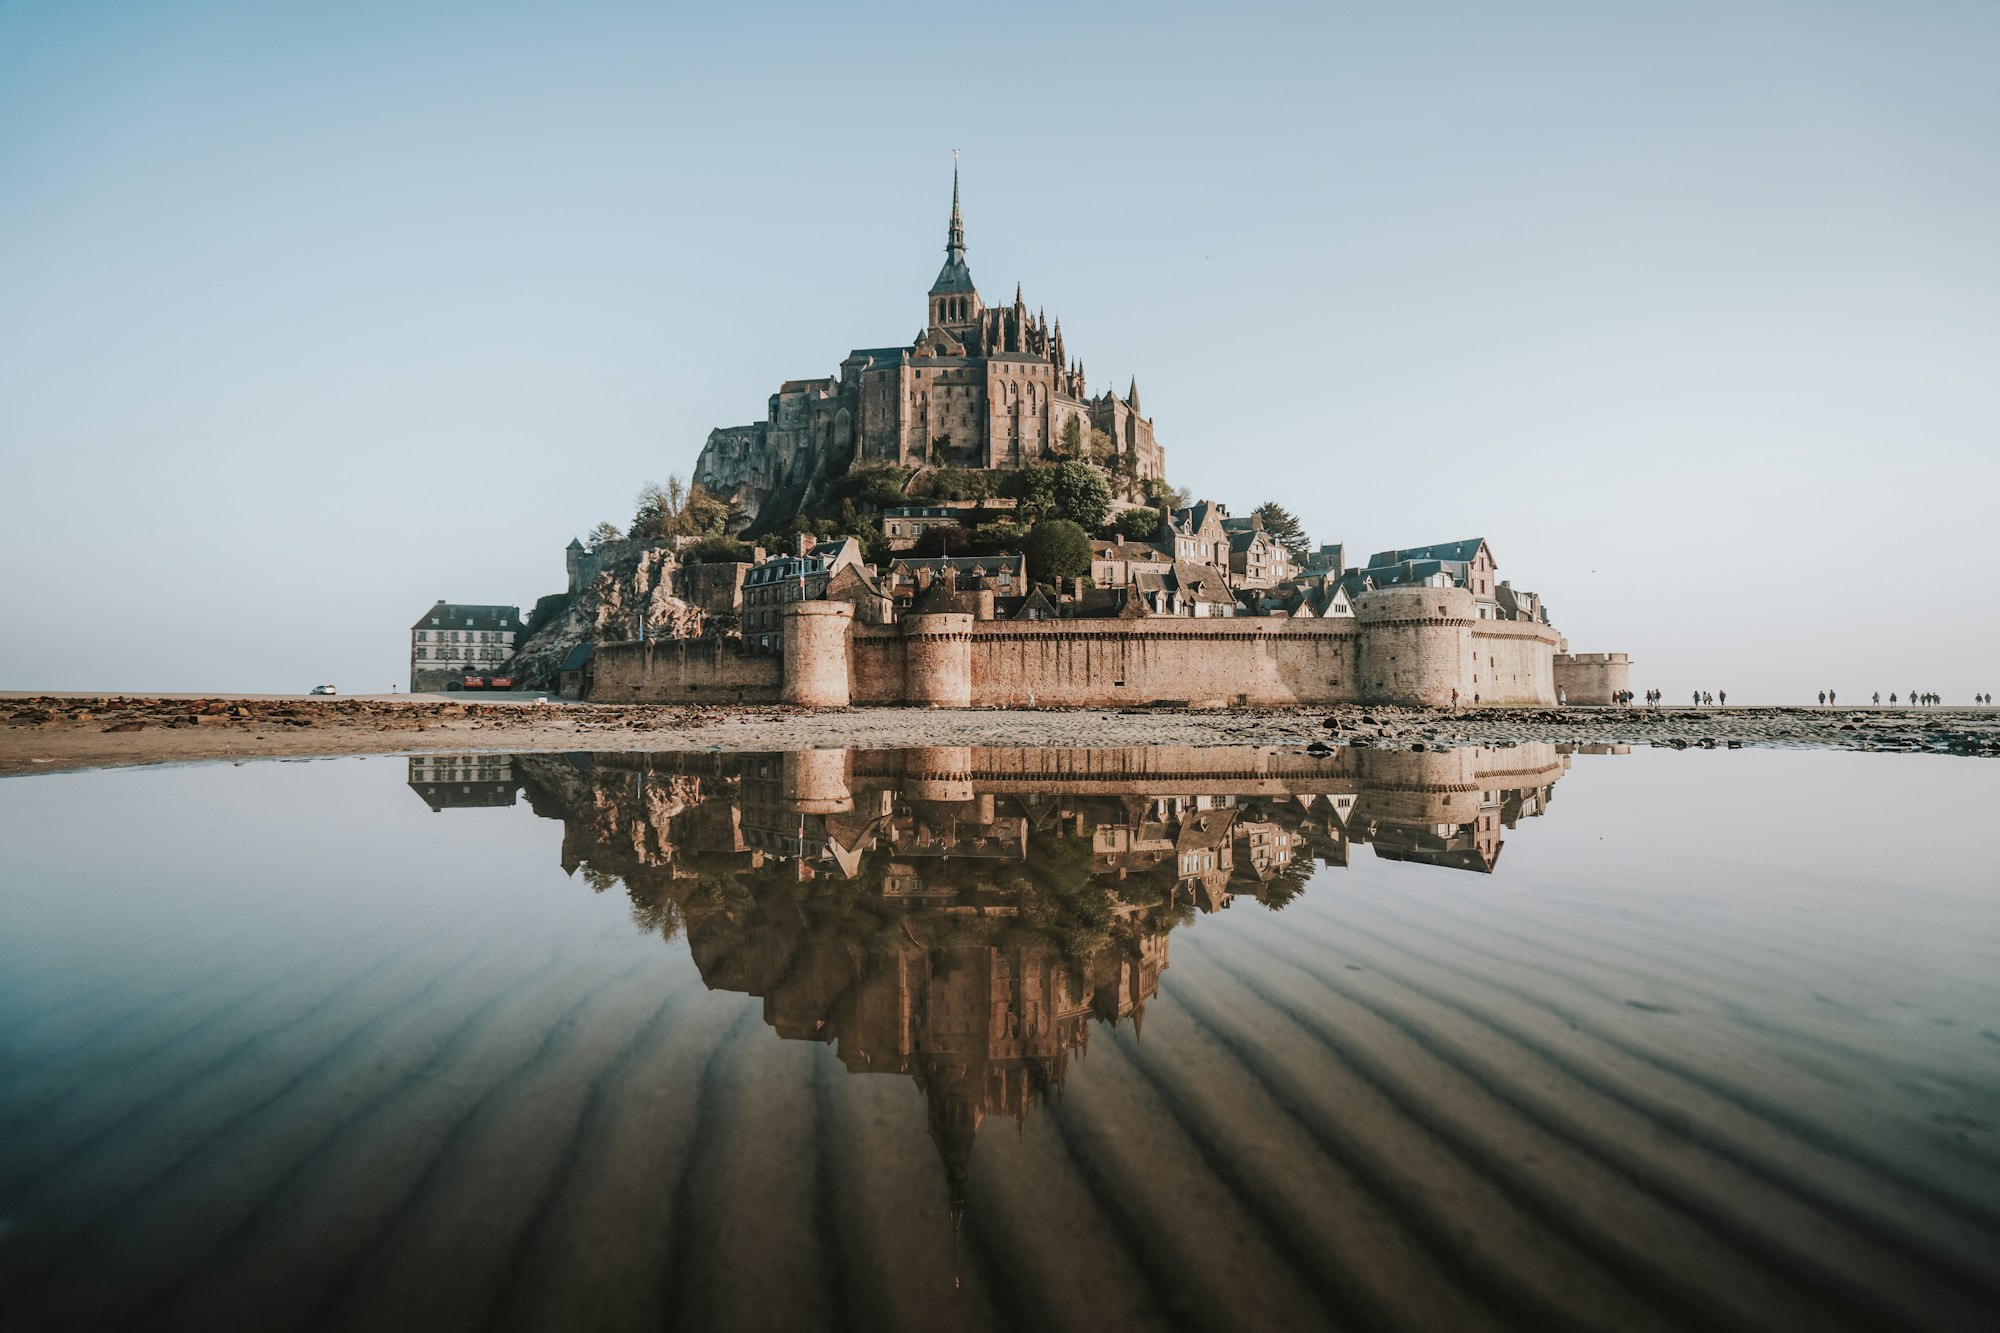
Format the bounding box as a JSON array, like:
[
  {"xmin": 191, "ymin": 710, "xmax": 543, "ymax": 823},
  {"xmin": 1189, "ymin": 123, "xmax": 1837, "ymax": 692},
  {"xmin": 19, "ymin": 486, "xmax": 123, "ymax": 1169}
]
[{"xmin": 2, "ymin": 694, "xmax": 1996, "ymax": 777}]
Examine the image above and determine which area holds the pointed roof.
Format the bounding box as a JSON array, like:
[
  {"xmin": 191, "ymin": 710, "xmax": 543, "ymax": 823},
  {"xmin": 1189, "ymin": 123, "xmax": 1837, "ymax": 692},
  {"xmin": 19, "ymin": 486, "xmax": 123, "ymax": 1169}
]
[
  {"xmin": 929, "ymin": 161, "xmax": 977, "ymax": 296},
  {"xmin": 1128, "ymin": 377, "xmax": 1140, "ymax": 414}
]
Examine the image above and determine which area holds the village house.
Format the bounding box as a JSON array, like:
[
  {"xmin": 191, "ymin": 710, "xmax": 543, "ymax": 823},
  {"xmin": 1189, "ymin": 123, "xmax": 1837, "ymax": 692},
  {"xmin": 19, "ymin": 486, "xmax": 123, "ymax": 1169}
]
[
  {"xmin": 879, "ymin": 503, "xmax": 1003, "ymax": 551},
  {"xmin": 1160, "ymin": 500, "xmax": 1231, "ymax": 568},
  {"xmin": 1363, "ymin": 538, "xmax": 1501, "ymax": 617},
  {"xmin": 742, "ymin": 537, "xmax": 873, "ymax": 651},
  {"xmin": 1089, "ymin": 537, "xmax": 1173, "ymax": 590},
  {"xmin": 1224, "ymin": 523, "xmax": 1293, "ymax": 589},
  {"xmin": 409, "ymin": 601, "xmax": 524, "ymax": 691},
  {"xmin": 882, "ymin": 553, "xmax": 1026, "ymax": 615}
]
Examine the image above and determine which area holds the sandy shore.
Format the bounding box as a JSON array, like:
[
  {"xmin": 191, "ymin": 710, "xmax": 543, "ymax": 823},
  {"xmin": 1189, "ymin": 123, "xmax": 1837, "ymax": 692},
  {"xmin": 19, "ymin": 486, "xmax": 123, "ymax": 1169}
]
[{"xmin": 2, "ymin": 694, "xmax": 1996, "ymax": 777}]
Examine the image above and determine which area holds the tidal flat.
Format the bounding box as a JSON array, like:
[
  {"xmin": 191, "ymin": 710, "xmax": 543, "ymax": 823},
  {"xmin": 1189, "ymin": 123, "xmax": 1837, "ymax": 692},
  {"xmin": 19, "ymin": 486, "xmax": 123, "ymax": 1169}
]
[{"xmin": 2, "ymin": 745, "xmax": 1996, "ymax": 1331}]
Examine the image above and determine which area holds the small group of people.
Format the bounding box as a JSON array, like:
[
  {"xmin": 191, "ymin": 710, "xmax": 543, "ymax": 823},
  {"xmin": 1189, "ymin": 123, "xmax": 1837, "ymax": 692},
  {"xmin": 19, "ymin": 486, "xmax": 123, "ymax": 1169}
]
[
  {"xmin": 1856, "ymin": 691, "xmax": 1989, "ymax": 706},
  {"xmin": 1816, "ymin": 690, "xmax": 1839, "ymax": 706},
  {"xmin": 1611, "ymin": 689, "xmax": 1637, "ymax": 706},
  {"xmin": 1690, "ymin": 690, "xmax": 1724, "ymax": 707}
]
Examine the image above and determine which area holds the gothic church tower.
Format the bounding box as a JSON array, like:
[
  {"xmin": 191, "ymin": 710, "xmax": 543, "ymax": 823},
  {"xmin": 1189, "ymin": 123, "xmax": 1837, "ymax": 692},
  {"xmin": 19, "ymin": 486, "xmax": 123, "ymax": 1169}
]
[{"xmin": 927, "ymin": 163, "xmax": 982, "ymax": 336}]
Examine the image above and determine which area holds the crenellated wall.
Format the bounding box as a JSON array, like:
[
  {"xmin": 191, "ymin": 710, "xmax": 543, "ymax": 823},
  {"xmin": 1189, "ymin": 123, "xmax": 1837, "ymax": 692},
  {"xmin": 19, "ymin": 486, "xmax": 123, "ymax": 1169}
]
[
  {"xmin": 1553, "ymin": 652, "xmax": 1632, "ymax": 705},
  {"xmin": 591, "ymin": 595, "xmax": 1583, "ymax": 708}
]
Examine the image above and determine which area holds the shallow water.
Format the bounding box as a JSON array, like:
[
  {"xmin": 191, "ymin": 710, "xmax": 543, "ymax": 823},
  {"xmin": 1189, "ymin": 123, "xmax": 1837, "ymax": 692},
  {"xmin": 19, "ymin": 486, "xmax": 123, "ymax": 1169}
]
[{"xmin": 1, "ymin": 745, "xmax": 1996, "ymax": 1332}]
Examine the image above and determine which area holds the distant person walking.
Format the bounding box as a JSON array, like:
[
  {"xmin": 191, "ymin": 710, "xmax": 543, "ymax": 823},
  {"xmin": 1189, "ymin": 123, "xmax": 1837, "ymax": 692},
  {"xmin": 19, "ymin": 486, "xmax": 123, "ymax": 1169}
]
[
  {"xmin": 1718, "ymin": 691, "xmax": 1726, "ymax": 707},
  {"xmin": 1818, "ymin": 690, "xmax": 1826, "ymax": 706},
  {"xmin": 1693, "ymin": 690, "xmax": 1701, "ymax": 707},
  {"xmin": 1873, "ymin": 692, "xmax": 1880, "ymax": 705},
  {"xmin": 1890, "ymin": 693, "xmax": 1898, "ymax": 704},
  {"xmin": 1829, "ymin": 690, "xmax": 1836, "ymax": 706},
  {"xmin": 1451, "ymin": 688, "xmax": 1459, "ymax": 712}
]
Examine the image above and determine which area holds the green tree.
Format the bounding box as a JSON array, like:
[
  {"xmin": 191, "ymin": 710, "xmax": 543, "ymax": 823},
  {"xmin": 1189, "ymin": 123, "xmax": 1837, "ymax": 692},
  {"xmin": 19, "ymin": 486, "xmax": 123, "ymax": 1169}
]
[
  {"xmin": 684, "ymin": 535, "xmax": 752, "ymax": 563},
  {"xmin": 631, "ymin": 475, "xmax": 732, "ymax": 539},
  {"xmin": 1026, "ymin": 518, "xmax": 1092, "ymax": 585},
  {"xmin": 587, "ymin": 521, "xmax": 625, "ymax": 548},
  {"xmin": 1110, "ymin": 506, "xmax": 1160, "ymax": 541},
  {"xmin": 913, "ymin": 523, "xmax": 973, "ymax": 557},
  {"xmin": 1058, "ymin": 415, "xmax": 1084, "ymax": 459},
  {"xmin": 971, "ymin": 519, "xmax": 1030, "ymax": 553},
  {"xmin": 1254, "ymin": 502, "xmax": 1310, "ymax": 561},
  {"xmin": 1050, "ymin": 461, "xmax": 1113, "ymax": 530},
  {"xmin": 1088, "ymin": 428, "xmax": 1116, "ymax": 465}
]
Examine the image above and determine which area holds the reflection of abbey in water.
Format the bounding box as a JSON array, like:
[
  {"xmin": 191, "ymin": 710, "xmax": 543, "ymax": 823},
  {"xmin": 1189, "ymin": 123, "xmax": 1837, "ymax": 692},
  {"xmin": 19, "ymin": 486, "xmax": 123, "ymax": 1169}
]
[{"xmin": 408, "ymin": 744, "xmax": 1566, "ymax": 1198}]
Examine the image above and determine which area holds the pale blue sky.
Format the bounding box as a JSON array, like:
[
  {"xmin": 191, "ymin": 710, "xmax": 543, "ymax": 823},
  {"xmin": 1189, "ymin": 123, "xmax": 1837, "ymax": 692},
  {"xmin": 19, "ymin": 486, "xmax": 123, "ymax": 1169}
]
[{"xmin": 2, "ymin": 1, "xmax": 1995, "ymax": 701}]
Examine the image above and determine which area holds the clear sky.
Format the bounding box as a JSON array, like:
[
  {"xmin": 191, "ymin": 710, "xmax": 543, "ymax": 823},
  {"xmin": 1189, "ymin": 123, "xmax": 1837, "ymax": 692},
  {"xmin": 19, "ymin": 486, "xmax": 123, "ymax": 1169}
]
[{"xmin": 2, "ymin": 0, "xmax": 1995, "ymax": 702}]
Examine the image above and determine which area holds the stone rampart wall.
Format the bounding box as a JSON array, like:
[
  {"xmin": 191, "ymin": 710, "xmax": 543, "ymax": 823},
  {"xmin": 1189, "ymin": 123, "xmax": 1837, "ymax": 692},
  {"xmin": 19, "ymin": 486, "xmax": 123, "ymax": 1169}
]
[
  {"xmin": 965, "ymin": 620, "xmax": 1366, "ymax": 707},
  {"xmin": 589, "ymin": 601, "xmax": 1569, "ymax": 708},
  {"xmin": 591, "ymin": 639, "xmax": 781, "ymax": 702},
  {"xmin": 1473, "ymin": 621, "xmax": 1561, "ymax": 706},
  {"xmin": 1553, "ymin": 652, "xmax": 1632, "ymax": 705}
]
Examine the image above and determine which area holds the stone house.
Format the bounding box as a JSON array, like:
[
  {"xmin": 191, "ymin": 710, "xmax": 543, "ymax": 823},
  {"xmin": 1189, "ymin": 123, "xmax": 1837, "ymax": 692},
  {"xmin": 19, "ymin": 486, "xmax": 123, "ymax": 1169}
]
[
  {"xmin": 742, "ymin": 537, "xmax": 868, "ymax": 651},
  {"xmin": 409, "ymin": 601, "xmax": 524, "ymax": 691},
  {"xmin": 1090, "ymin": 537, "xmax": 1172, "ymax": 590},
  {"xmin": 883, "ymin": 553, "xmax": 1026, "ymax": 615},
  {"xmin": 1225, "ymin": 525, "xmax": 1293, "ymax": 589},
  {"xmin": 1160, "ymin": 500, "xmax": 1231, "ymax": 568},
  {"xmin": 1363, "ymin": 538, "xmax": 1500, "ymax": 617},
  {"xmin": 1494, "ymin": 580, "xmax": 1549, "ymax": 624}
]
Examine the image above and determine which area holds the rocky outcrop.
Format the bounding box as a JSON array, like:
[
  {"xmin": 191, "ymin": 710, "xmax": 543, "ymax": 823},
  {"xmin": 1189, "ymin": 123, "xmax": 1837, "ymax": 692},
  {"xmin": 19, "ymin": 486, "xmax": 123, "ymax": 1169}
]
[
  {"xmin": 511, "ymin": 539, "xmax": 711, "ymax": 688},
  {"xmin": 694, "ymin": 425, "xmax": 802, "ymax": 531}
]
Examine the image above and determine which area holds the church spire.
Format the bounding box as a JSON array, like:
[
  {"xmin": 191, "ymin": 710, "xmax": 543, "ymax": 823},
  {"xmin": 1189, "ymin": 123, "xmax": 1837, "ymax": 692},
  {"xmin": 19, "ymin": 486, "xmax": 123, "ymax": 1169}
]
[
  {"xmin": 1128, "ymin": 377, "xmax": 1140, "ymax": 414},
  {"xmin": 946, "ymin": 156, "xmax": 965, "ymax": 259}
]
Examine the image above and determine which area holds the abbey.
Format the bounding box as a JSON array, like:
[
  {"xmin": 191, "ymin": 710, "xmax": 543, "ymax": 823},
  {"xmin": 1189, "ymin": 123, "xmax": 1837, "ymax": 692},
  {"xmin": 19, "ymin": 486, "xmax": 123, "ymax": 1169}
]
[{"xmin": 694, "ymin": 166, "xmax": 1166, "ymax": 525}]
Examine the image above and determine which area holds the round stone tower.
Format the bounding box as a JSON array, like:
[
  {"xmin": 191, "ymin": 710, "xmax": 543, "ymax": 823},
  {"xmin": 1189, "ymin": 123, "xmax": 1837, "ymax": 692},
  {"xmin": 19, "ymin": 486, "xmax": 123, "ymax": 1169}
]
[
  {"xmin": 780, "ymin": 748, "xmax": 853, "ymax": 814},
  {"xmin": 1354, "ymin": 585, "xmax": 1476, "ymax": 707},
  {"xmin": 781, "ymin": 601, "xmax": 854, "ymax": 708},
  {"xmin": 903, "ymin": 613, "xmax": 974, "ymax": 707},
  {"xmin": 903, "ymin": 746, "xmax": 974, "ymax": 803}
]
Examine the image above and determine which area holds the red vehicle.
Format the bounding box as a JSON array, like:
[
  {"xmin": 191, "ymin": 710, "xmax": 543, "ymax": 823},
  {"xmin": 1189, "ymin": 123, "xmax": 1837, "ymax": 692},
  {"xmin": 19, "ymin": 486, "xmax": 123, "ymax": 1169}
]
[
  {"xmin": 461, "ymin": 674, "xmax": 488, "ymax": 690},
  {"xmin": 488, "ymin": 673, "xmax": 515, "ymax": 690}
]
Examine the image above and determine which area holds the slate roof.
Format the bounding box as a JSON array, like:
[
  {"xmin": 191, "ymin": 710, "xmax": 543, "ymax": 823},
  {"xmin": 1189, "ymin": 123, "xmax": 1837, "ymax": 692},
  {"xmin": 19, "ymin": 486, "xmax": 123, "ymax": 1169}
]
[
  {"xmin": 844, "ymin": 346, "xmax": 910, "ymax": 369},
  {"xmin": 1365, "ymin": 538, "xmax": 1488, "ymax": 568},
  {"xmin": 558, "ymin": 642, "xmax": 595, "ymax": 672},
  {"xmin": 412, "ymin": 602, "xmax": 524, "ymax": 633},
  {"xmin": 930, "ymin": 255, "xmax": 977, "ymax": 294},
  {"xmin": 888, "ymin": 553, "xmax": 1024, "ymax": 580}
]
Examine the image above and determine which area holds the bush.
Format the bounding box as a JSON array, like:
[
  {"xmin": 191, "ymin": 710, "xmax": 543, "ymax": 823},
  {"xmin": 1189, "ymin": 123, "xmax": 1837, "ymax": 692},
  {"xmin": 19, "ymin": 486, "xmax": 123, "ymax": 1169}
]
[
  {"xmin": 684, "ymin": 535, "xmax": 753, "ymax": 564},
  {"xmin": 913, "ymin": 524, "xmax": 973, "ymax": 557},
  {"xmin": 1025, "ymin": 519, "xmax": 1092, "ymax": 584},
  {"xmin": 911, "ymin": 467, "xmax": 996, "ymax": 502},
  {"xmin": 822, "ymin": 466, "xmax": 914, "ymax": 511},
  {"xmin": 1108, "ymin": 506, "xmax": 1160, "ymax": 541}
]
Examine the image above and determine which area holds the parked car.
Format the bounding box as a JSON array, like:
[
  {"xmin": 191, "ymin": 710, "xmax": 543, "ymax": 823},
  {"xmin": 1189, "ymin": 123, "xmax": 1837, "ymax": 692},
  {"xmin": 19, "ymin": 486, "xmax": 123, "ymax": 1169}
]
[
  {"xmin": 488, "ymin": 673, "xmax": 515, "ymax": 690},
  {"xmin": 309, "ymin": 684, "xmax": 337, "ymax": 696},
  {"xmin": 461, "ymin": 674, "xmax": 488, "ymax": 690}
]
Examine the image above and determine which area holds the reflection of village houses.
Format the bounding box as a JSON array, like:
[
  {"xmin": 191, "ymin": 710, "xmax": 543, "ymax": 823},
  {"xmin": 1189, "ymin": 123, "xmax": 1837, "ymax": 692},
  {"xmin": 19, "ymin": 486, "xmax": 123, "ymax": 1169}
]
[{"xmin": 422, "ymin": 743, "xmax": 1570, "ymax": 1208}]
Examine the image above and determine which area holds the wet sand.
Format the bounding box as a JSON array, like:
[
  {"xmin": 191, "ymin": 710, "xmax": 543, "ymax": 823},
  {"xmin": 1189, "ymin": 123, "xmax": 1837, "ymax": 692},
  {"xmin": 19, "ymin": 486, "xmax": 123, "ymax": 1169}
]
[{"xmin": 2, "ymin": 694, "xmax": 1995, "ymax": 777}]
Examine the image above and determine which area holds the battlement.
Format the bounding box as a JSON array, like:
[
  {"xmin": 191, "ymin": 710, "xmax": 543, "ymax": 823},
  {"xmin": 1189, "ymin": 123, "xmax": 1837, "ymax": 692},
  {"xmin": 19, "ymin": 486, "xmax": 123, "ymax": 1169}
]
[{"xmin": 588, "ymin": 599, "xmax": 1597, "ymax": 709}]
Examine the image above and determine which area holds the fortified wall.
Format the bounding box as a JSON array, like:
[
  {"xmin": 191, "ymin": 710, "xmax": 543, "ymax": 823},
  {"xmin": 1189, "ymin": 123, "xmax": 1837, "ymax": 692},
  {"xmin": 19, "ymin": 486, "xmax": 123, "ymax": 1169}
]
[
  {"xmin": 1552, "ymin": 652, "xmax": 1632, "ymax": 706},
  {"xmin": 591, "ymin": 585, "xmax": 1595, "ymax": 708}
]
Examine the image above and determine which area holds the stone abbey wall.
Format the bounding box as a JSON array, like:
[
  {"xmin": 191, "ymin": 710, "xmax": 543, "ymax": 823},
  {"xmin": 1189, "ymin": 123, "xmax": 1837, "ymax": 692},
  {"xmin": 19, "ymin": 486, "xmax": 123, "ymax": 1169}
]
[{"xmin": 589, "ymin": 585, "xmax": 1579, "ymax": 708}]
